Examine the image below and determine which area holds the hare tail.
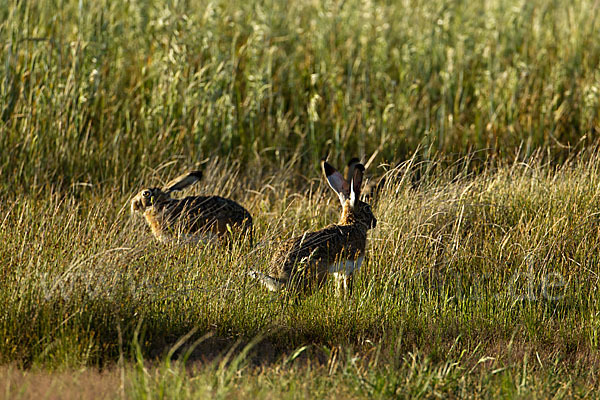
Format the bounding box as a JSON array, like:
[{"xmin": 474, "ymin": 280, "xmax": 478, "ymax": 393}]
[{"xmin": 248, "ymin": 270, "xmax": 284, "ymax": 291}]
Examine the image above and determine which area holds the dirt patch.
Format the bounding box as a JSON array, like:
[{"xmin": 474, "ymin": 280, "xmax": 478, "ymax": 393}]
[{"xmin": 0, "ymin": 365, "xmax": 122, "ymax": 400}]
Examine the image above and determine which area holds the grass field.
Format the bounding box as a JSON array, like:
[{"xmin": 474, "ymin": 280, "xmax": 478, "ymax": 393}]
[{"xmin": 2, "ymin": 0, "xmax": 600, "ymax": 398}]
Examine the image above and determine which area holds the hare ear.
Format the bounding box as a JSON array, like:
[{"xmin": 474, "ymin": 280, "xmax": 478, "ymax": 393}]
[
  {"xmin": 344, "ymin": 157, "xmax": 361, "ymax": 182},
  {"xmin": 164, "ymin": 171, "xmax": 203, "ymax": 193},
  {"xmin": 349, "ymin": 163, "xmax": 365, "ymax": 207},
  {"xmin": 322, "ymin": 160, "xmax": 350, "ymax": 204}
]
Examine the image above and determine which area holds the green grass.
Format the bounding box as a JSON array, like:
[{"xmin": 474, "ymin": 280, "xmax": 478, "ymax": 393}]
[
  {"xmin": 2, "ymin": 0, "xmax": 600, "ymax": 397},
  {"xmin": 1, "ymin": 0, "xmax": 599, "ymax": 191},
  {"xmin": 3, "ymin": 154, "xmax": 600, "ymax": 396}
]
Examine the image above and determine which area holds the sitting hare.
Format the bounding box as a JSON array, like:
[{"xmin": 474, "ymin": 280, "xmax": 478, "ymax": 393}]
[
  {"xmin": 131, "ymin": 170, "xmax": 253, "ymax": 245},
  {"xmin": 250, "ymin": 158, "xmax": 376, "ymax": 296}
]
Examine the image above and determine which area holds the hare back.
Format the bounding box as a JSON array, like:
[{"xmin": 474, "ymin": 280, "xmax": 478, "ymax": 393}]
[
  {"xmin": 170, "ymin": 195, "xmax": 250, "ymax": 222},
  {"xmin": 146, "ymin": 195, "xmax": 251, "ymax": 237},
  {"xmin": 271, "ymin": 224, "xmax": 366, "ymax": 281}
]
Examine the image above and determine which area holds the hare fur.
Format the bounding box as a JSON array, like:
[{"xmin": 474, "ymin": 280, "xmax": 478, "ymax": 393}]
[
  {"xmin": 131, "ymin": 171, "xmax": 253, "ymax": 245},
  {"xmin": 250, "ymin": 158, "xmax": 376, "ymax": 296}
]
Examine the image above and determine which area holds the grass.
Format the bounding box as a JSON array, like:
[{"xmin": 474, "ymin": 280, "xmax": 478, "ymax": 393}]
[
  {"xmin": 1, "ymin": 0, "xmax": 599, "ymax": 191},
  {"xmin": 3, "ymin": 153, "xmax": 600, "ymax": 397},
  {"xmin": 2, "ymin": 0, "xmax": 600, "ymax": 397}
]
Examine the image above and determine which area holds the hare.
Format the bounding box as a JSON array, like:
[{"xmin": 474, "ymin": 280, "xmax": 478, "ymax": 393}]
[
  {"xmin": 250, "ymin": 158, "xmax": 377, "ymax": 296},
  {"xmin": 131, "ymin": 170, "xmax": 253, "ymax": 245}
]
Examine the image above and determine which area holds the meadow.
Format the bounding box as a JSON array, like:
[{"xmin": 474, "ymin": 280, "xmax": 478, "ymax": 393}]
[{"xmin": 1, "ymin": 0, "xmax": 600, "ymax": 398}]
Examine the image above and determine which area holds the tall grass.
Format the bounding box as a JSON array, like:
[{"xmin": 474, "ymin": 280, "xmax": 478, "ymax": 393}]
[
  {"xmin": 1, "ymin": 0, "xmax": 599, "ymax": 192},
  {"xmin": 2, "ymin": 153, "xmax": 600, "ymax": 395},
  {"xmin": 2, "ymin": 0, "xmax": 600, "ymax": 396}
]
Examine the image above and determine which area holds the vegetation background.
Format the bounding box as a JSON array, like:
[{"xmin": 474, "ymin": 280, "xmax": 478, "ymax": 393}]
[{"xmin": 1, "ymin": 0, "xmax": 600, "ymax": 397}]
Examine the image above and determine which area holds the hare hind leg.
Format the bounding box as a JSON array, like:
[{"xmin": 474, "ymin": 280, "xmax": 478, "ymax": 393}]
[
  {"xmin": 331, "ymin": 256, "xmax": 364, "ymax": 297},
  {"xmin": 334, "ymin": 272, "xmax": 354, "ymax": 298},
  {"xmin": 334, "ymin": 272, "xmax": 344, "ymax": 297}
]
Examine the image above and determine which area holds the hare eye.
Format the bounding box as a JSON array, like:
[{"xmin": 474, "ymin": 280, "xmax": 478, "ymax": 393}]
[{"xmin": 142, "ymin": 190, "xmax": 151, "ymax": 197}]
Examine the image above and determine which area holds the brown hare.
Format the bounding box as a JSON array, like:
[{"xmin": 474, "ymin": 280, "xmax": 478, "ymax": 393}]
[
  {"xmin": 250, "ymin": 158, "xmax": 377, "ymax": 296},
  {"xmin": 131, "ymin": 170, "xmax": 253, "ymax": 245}
]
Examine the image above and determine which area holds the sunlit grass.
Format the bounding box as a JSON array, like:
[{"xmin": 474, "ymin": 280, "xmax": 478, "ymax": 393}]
[
  {"xmin": 2, "ymin": 0, "xmax": 600, "ymax": 396},
  {"xmin": 2, "ymin": 153, "xmax": 600, "ymax": 396},
  {"xmin": 1, "ymin": 0, "xmax": 599, "ymax": 192}
]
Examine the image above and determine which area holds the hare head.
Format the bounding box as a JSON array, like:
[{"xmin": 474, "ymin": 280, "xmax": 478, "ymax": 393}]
[
  {"xmin": 131, "ymin": 170, "xmax": 203, "ymax": 214},
  {"xmin": 321, "ymin": 159, "xmax": 377, "ymax": 230}
]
